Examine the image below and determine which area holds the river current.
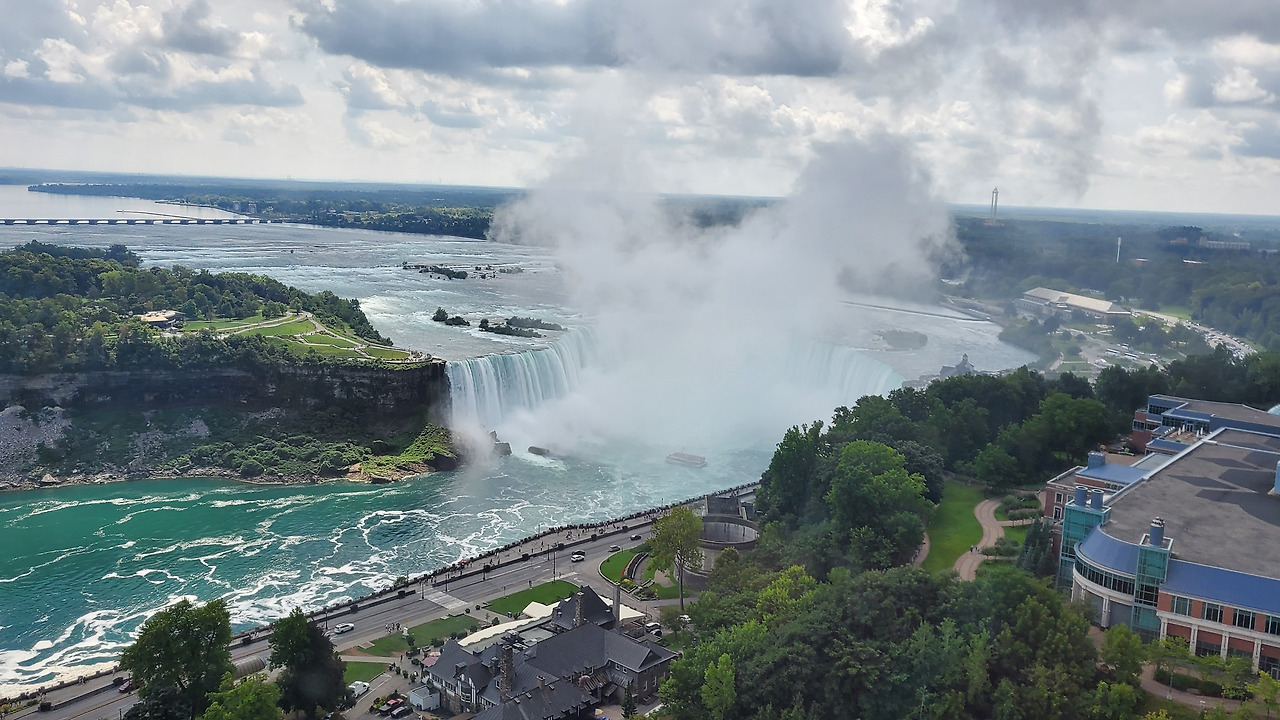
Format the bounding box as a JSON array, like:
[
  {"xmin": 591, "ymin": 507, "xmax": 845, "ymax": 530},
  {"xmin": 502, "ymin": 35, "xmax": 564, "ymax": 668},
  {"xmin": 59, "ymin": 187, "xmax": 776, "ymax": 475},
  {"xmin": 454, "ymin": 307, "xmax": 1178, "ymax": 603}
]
[{"xmin": 0, "ymin": 186, "xmax": 1033, "ymax": 694}]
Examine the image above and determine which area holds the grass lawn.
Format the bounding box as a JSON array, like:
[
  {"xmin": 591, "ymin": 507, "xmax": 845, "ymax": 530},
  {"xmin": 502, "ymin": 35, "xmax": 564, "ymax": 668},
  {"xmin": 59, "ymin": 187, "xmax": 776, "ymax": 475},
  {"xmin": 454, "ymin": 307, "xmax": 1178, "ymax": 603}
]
[
  {"xmin": 600, "ymin": 550, "xmax": 636, "ymax": 582},
  {"xmin": 181, "ymin": 313, "xmax": 269, "ymax": 332},
  {"xmin": 365, "ymin": 633, "xmax": 411, "ymax": 656},
  {"xmin": 365, "ymin": 346, "xmax": 412, "ymax": 360},
  {"xmin": 1156, "ymin": 305, "xmax": 1193, "ymax": 322},
  {"xmin": 243, "ymin": 318, "xmax": 315, "ymax": 336},
  {"xmin": 303, "ymin": 333, "xmax": 360, "ymax": 348},
  {"xmin": 343, "ymin": 661, "xmax": 387, "ymax": 685},
  {"xmin": 487, "ymin": 580, "xmax": 578, "ymax": 615},
  {"xmin": 922, "ymin": 481, "xmax": 985, "ymax": 573},
  {"xmin": 408, "ymin": 615, "xmax": 478, "ymax": 645},
  {"xmin": 1004, "ymin": 525, "xmax": 1028, "ymax": 546}
]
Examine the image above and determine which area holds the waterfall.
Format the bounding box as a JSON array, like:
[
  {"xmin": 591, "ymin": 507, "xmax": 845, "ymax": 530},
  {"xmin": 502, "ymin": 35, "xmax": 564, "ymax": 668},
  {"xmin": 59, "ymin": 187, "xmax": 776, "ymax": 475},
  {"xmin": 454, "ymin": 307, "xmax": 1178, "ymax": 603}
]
[
  {"xmin": 446, "ymin": 329, "xmax": 597, "ymax": 429},
  {"xmin": 786, "ymin": 343, "xmax": 904, "ymax": 404}
]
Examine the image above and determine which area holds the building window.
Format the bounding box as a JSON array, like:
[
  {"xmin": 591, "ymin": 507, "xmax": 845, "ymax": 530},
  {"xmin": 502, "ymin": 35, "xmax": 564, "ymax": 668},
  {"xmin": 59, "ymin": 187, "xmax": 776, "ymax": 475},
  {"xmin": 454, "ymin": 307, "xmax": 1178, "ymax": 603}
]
[
  {"xmin": 1196, "ymin": 639, "xmax": 1222, "ymax": 658},
  {"xmin": 1171, "ymin": 596, "xmax": 1192, "ymax": 616},
  {"xmin": 1202, "ymin": 603, "xmax": 1224, "ymax": 624},
  {"xmin": 1266, "ymin": 615, "xmax": 1280, "ymax": 636},
  {"xmin": 1055, "ymin": 492, "xmax": 1064, "ymax": 504},
  {"xmin": 1234, "ymin": 609, "xmax": 1256, "ymax": 630},
  {"xmin": 1053, "ymin": 506, "xmax": 1063, "ymax": 520}
]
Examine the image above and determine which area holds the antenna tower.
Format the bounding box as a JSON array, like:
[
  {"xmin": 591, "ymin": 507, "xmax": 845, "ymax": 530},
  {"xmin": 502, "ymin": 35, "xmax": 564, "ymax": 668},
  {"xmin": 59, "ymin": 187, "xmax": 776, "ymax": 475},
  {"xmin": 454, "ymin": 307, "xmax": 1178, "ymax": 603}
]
[
  {"xmin": 986, "ymin": 187, "xmax": 999, "ymax": 226},
  {"xmin": 1116, "ymin": 236, "xmax": 1122, "ymax": 263}
]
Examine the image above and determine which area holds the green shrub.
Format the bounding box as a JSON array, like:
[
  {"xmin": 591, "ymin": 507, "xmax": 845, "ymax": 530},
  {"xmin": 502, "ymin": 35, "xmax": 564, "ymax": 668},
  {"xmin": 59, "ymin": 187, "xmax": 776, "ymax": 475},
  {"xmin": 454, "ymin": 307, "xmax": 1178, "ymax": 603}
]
[{"xmin": 239, "ymin": 459, "xmax": 264, "ymax": 477}]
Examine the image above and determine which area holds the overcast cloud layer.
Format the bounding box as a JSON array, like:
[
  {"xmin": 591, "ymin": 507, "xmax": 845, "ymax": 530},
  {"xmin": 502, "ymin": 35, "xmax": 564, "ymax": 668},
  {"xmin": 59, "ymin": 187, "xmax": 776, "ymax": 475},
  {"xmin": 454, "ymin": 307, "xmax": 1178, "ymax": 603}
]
[{"xmin": 2, "ymin": 0, "xmax": 1280, "ymax": 213}]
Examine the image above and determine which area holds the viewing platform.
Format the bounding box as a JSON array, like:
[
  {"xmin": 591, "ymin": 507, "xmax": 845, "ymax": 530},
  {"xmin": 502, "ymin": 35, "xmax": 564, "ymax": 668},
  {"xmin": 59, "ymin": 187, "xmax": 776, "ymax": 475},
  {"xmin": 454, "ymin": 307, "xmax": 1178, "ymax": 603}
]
[{"xmin": 1, "ymin": 217, "xmax": 282, "ymax": 225}]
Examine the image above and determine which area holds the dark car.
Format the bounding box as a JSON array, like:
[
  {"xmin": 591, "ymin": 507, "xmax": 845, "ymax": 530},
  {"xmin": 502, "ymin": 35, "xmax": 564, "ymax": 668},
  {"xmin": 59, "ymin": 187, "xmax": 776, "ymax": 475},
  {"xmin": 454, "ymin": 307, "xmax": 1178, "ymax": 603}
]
[
  {"xmin": 118, "ymin": 680, "xmax": 136, "ymax": 694},
  {"xmin": 630, "ymin": 533, "xmax": 642, "ymax": 541}
]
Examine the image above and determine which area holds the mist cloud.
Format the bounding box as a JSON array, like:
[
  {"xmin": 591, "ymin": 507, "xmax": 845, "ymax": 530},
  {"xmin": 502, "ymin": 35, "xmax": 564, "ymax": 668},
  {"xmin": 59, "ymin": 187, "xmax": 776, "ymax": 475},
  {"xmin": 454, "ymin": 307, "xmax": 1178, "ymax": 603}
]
[{"xmin": 485, "ymin": 134, "xmax": 952, "ymax": 451}]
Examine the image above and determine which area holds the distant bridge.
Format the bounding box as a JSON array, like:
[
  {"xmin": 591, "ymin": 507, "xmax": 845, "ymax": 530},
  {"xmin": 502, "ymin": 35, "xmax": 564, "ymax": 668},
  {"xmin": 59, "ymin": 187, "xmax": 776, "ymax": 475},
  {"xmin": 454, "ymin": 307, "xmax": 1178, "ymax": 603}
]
[{"xmin": 1, "ymin": 218, "xmax": 284, "ymax": 225}]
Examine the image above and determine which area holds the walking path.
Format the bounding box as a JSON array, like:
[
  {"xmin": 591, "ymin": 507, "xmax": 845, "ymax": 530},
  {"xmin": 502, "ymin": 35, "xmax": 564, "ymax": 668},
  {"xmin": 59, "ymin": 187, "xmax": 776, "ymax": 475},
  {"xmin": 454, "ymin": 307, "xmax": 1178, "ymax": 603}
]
[
  {"xmin": 912, "ymin": 533, "xmax": 930, "ymax": 568},
  {"xmin": 953, "ymin": 499, "xmax": 1003, "ymax": 580}
]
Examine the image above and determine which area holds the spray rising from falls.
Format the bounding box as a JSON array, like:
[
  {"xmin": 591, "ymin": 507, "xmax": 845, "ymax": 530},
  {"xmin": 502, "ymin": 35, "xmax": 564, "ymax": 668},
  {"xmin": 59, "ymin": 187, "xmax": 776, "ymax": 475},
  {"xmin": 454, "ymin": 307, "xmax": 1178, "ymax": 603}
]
[
  {"xmin": 446, "ymin": 325, "xmax": 904, "ymax": 441},
  {"xmin": 787, "ymin": 343, "xmax": 904, "ymax": 402},
  {"xmin": 445, "ymin": 329, "xmax": 598, "ymax": 429}
]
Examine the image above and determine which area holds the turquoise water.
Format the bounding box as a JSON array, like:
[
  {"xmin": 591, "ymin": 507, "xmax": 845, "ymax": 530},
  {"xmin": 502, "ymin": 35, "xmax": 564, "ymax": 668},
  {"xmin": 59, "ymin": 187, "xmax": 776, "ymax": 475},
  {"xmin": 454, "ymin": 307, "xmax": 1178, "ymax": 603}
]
[
  {"xmin": 0, "ymin": 186, "xmax": 1031, "ymax": 694},
  {"xmin": 0, "ymin": 446, "xmax": 762, "ymax": 693}
]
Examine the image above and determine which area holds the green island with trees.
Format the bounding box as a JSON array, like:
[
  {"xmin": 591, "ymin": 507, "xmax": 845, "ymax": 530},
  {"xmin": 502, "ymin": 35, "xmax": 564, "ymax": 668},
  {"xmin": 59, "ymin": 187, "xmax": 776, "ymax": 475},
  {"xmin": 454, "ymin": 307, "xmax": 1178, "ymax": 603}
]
[{"xmin": 0, "ymin": 242, "xmax": 455, "ymax": 488}]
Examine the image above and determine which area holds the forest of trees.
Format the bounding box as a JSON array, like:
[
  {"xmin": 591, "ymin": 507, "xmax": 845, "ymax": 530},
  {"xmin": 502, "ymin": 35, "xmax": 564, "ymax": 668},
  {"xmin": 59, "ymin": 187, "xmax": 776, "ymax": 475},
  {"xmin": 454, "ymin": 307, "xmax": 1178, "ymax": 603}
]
[
  {"xmin": 953, "ymin": 216, "xmax": 1280, "ymax": 350},
  {"xmin": 656, "ymin": 353, "xmax": 1280, "ymax": 719},
  {"xmin": 0, "ymin": 241, "xmax": 390, "ymax": 374}
]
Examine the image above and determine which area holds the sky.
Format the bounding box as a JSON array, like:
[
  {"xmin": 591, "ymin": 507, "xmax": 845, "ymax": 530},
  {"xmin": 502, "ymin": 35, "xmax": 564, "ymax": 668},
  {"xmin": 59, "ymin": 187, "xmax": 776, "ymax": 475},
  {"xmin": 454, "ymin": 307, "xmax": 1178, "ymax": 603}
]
[{"xmin": 2, "ymin": 0, "xmax": 1280, "ymax": 215}]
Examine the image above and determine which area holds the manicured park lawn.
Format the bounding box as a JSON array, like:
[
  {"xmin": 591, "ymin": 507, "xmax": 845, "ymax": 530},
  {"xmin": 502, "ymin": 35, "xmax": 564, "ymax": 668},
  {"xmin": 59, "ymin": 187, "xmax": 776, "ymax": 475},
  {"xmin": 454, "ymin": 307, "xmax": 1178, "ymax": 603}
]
[
  {"xmin": 487, "ymin": 580, "xmax": 578, "ymax": 615},
  {"xmin": 408, "ymin": 615, "xmax": 478, "ymax": 645},
  {"xmin": 922, "ymin": 481, "xmax": 984, "ymax": 573},
  {"xmin": 600, "ymin": 550, "xmax": 636, "ymax": 582},
  {"xmin": 343, "ymin": 661, "xmax": 387, "ymax": 685},
  {"xmin": 364, "ymin": 632, "xmax": 411, "ymax": 656},
  {"xmin": 1004, "ymin": 524, "xmax": 1028, "ymax": 546},
  {"xmin": 365, "ymin": 615, "xmax": 480, "ymax": 656}
]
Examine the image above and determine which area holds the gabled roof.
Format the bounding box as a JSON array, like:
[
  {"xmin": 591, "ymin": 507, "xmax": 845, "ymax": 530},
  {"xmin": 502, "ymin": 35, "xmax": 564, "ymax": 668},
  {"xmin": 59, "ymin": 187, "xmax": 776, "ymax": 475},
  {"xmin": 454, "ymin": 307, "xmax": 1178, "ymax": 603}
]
[
  {"xmin": 548, "ymin": 588, "xmax": 615, "ymax": 632},
  {"xmin": 426, "ymin": 640, "xmax": 493, "ymax": 689},
  {"xmin": 471, "ymin": 680, "xmax": 592, "ymax": 720},
  {"xmin": 526, "ymin": 623, "xmax": 676, "ymax": 676}
]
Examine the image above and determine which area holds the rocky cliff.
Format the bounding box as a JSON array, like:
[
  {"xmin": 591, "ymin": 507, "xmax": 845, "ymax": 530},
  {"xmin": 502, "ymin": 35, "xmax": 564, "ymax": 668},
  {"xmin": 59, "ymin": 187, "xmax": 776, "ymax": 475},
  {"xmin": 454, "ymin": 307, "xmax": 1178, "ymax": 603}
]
[{"xmin": 0, "ymin": 361, "xmax": 450, "ymax": 420}]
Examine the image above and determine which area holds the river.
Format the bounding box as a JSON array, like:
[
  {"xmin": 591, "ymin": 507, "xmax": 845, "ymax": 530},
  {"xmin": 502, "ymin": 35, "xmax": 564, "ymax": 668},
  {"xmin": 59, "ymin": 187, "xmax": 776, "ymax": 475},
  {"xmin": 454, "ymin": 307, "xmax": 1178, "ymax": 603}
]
[{"xmin": 0, "ymin": 185, "xmax": 1034, "ymax": 695}]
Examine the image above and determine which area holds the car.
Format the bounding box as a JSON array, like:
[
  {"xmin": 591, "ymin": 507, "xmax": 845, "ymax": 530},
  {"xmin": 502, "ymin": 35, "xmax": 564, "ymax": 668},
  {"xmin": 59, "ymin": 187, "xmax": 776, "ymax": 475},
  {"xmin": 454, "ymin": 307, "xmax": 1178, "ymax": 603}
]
[
  {"xmin": 644, "ymin": 621, "xmax": 663, "ymax": 636},
  {"xmin": 608, "ymin": 544, "xmax": 621, "ymax": 552},
  {"xmin": 570, "ymin": 551, "xmax": 586, "ymax": 562},
  {"xmin": 331, "ymin": 622, "xmax": 355, "ymax": 634},
  {"xmin": 118, "ymin": 680, "xmax": 136, "ymax": 694},
  {"xmin": 390, "ymin": 706, "xmax": 413, "ymax": 718},
  {"xmin": 677, "ymin": 614, "xmax": 692, "ymax": 624},
  {"xmin": 378, "ymin": 698, "xmax": 404, "ymax": 715},
  {"xmin": 630, "ymin": 533, "xmax": 642, "ymax": 541},
  {"xmin": 347, "ymin": 681, "xmax": 370, "ymax": 699}
]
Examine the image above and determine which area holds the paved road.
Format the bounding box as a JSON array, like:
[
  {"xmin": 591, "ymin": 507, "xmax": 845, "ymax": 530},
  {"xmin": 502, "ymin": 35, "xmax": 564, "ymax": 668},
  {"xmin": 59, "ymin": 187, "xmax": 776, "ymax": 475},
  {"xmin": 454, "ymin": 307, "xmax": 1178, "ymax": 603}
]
[{"xmin": 14, "ymin": 522, "xmax": 658, "ymax": 720}]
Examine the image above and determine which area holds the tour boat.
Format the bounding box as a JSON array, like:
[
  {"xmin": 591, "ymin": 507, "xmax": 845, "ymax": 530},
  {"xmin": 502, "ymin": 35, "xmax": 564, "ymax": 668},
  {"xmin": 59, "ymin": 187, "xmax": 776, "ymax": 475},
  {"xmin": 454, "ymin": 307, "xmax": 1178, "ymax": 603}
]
[{"xmin": 666, "ymin": 452, "xmax": 707, "ymax": 468}]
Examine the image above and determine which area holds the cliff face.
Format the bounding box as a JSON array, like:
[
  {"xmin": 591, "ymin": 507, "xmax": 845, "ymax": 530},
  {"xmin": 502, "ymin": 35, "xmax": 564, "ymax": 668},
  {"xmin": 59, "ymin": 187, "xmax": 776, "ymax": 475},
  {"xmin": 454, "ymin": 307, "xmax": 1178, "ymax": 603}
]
[{"xmin": 0, "ymin": 361, "xmax": 450, "ymax": 422}]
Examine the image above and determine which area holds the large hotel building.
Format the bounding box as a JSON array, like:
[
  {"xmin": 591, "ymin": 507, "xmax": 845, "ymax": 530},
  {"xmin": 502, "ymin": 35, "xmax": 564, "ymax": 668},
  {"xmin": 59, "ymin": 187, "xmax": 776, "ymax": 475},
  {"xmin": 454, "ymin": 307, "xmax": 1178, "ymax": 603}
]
[{"xmin": 1055, "ymin": 397, "xmax": 1280, "ymax": 678}]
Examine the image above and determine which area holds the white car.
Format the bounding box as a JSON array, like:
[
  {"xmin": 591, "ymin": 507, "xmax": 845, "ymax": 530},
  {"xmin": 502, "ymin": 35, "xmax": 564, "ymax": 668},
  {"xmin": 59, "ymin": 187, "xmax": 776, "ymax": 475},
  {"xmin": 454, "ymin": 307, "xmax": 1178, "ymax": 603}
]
[
  {"xmin": 331, "ymin": 622, "xmax": 355, "ymax": 634},
  {"xmin": 348, "ymin": 681, "xmax": 370, "ymax": 698},
  {"xmin": 570, "ymin": 552, "xmax": 586, "ymax": 562}
]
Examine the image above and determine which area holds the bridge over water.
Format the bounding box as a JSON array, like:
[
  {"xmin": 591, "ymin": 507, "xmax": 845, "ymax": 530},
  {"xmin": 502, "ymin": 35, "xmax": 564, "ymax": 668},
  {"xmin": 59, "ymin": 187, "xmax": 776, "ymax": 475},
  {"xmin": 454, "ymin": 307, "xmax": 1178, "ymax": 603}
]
[{"xmin": 1, "ymin": 218, "xmax": 283, "ymax": 225}]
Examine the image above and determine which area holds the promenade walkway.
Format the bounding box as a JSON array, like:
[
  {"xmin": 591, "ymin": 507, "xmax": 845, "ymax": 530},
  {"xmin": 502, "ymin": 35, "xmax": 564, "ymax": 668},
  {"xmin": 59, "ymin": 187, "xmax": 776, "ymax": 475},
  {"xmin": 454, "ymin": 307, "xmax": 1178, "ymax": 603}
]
[{"xmin": 953, "ymin": 499, "xmax": 1034, "ymax": 580}]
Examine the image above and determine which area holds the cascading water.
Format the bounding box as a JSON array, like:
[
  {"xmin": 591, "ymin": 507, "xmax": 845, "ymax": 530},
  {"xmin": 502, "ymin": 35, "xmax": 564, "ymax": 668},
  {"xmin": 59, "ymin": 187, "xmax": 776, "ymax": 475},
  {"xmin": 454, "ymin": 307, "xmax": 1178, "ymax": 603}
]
[
  {"xmin": 786, "ymin": 342, "xmax": 905, "ymax": 403},
  {"xmin": 446, "ymin": 328, "xmax": 598, "ymax": 428}
]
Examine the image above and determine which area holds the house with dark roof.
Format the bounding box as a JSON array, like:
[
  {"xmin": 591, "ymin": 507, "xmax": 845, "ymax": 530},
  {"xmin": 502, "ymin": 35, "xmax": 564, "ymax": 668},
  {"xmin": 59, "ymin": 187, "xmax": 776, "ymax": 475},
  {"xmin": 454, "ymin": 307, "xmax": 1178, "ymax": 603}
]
[{"xmin": 422, "ymin": 585, "xmax": 679, "ymax": 717}]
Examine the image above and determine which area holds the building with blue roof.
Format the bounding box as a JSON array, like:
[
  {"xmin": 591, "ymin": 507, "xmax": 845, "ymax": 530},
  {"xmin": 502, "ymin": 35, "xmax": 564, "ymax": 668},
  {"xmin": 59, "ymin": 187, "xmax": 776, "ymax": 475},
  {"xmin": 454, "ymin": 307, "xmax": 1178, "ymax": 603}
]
[
  {"xmin": 1057, "ymin": 427, "xmax": 1280, "ymax": 678},
  {"xmin": 1131, "ymin": 394, "xmax": 1280, "ymax": 454}
]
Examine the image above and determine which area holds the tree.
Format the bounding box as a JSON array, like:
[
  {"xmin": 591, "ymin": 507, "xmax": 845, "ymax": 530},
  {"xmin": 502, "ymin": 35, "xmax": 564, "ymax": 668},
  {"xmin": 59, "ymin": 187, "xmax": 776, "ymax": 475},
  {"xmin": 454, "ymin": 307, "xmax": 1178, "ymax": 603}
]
[
  {"xmin": 120, "ymin": 598, "xmax": 234, "ymax": 719},
  {"xmin": 701, "ymin": 654, "xmax": 736, "ymax": 720},
  {"xmin": 660, "ymin": 605, "xmax": 689, "ymax": 636},
  {"xmin": 124, "ymin": 684, "xmax": 194, "ymax": 720},
  {"xmin": 197, "ymin": 674, "xmax": 283, "ymax": 720},
  {"xmin": 622, "ymin": 682, "xmax": 637, "ymax": 718},
  {"xmin": 651, "ymin": 506, "xmax": 704, "ymax": 611},
  {"xmin": 1147, "ymin": 636, "xmax": 1190, "ymax": 699},
  {"xmin": 1101, "ymin": 625, "xmax": 1145, "ymax": 687},
  {"xmin": 268, "ymin": 609, "xmax": 346, "ymax": 719},
  {"xmin": 1247, "ymin": 671, "xmax": 1280, "ymax": 719}
]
